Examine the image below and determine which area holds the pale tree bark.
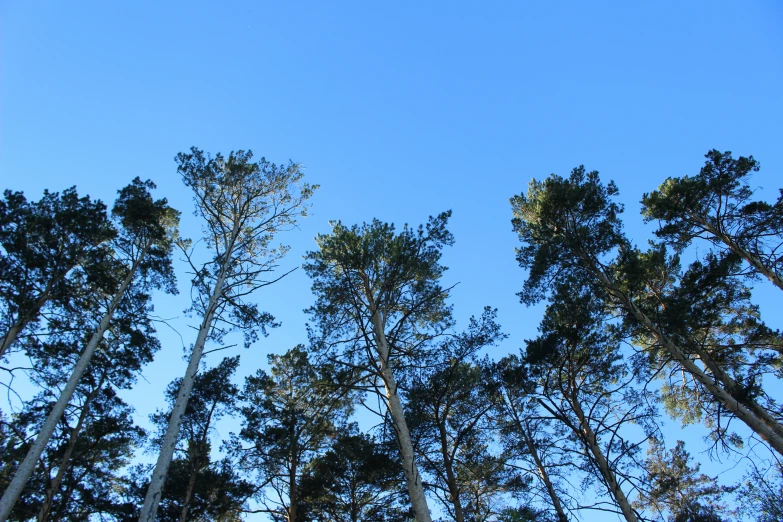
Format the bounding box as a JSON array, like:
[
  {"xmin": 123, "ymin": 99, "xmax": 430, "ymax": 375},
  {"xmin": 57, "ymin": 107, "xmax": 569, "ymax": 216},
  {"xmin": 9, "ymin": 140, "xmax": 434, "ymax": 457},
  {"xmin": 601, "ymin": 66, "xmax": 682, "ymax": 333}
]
[
  {"xmin": 520, "ymin": 421, "xmax": 568, "ymax": 522},
  {"xmin": 370, "ymin": 310, "xmax": 433, "ymax": 522},
  {"xmin": 689, "ymin": 343, "xmax": 783, "ymax": 442},
  {"xmin": 138, "ymin": 268, "xmax": 227, "ymax": 522},
  {"xmin": 0, "ymin": 254, "xmax": 143, "ymax": 522},
  {"xmin": 499, "ymin": 388, "xmax": 568, "ymax": 522},
  {"xmin": 689, "ymin": 213, "xmax": 783, "ymax": 293},
  {"xmin": 0, "ymin": 253, "xmax": 97, "ymax": 360},
  {"xmin": 141, "ymin": 150, "xmax": 312, "ymax": 520},
  {"xmin": 0, "ymin": 287, "xmax": 53, "ymax": 359},
  {"xmin": 37, "ymin": 382, "xmax": 102, "ymax": 522},
  {"xmin": 589, "ymin": 266, "xmax": 783, "ymax": 456},
  {"xmin": 567, "ymin": 392, "xmax": 638, "ymax": 522}
]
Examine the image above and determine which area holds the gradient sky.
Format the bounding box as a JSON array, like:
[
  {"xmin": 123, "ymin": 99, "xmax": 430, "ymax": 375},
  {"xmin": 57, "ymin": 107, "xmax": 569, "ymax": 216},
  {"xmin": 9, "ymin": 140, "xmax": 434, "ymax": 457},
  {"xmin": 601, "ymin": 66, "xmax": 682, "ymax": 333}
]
[{"xmin": 2, "ymin": 2, "xmax": 782, "ymax": 520}]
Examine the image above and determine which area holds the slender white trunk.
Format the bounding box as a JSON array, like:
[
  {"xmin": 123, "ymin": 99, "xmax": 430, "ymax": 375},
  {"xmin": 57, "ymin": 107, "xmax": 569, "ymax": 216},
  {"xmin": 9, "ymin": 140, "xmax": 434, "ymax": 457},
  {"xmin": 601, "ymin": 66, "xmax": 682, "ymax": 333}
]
[
  {"xmin": 1, "ymin": 256, "xmax": 95, "ymax": 360},
  {"xmin": 37, "ymin": 382, "xmax": 102, "ymax": 522},
  {"xmin": 0, "ymin": 321, "xmax": 25, "ymax": 360},
  {"xmin": 568, "ymin": 393, "xmax": 637, "ymax": 522},
  {"xmin": 591, "ymin": 267, "xmax": 783, "ymax": 456},
  {"xmin": 137, "ymin": 269, "xmax": 227, "ymax": 522},
  {"xmin": 0, "ymin": 255, "xmax": 142, "ymax": 522},
  {"xmin": 0, "ymin": 292, "xmax": 50, "ymax": 359},
  {"xmin": 517, "ymin": 416, "xmax": 568, "ymax": 522},
  {"xmin": 370, "ymin": 310, "xmax": 432, "ymax": 522},
  {"xmin": 691, "ymin": 214, "xmax": 783, "ymax": 293},
  {"xmin": 500, "ymin": 387, "xmax": 568, "ymax": 522}
]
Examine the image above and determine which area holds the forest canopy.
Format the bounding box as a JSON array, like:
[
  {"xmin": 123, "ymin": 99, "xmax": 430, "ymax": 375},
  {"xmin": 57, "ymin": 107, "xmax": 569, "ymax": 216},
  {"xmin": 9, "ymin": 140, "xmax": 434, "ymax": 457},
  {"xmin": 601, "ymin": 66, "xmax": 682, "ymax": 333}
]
[{"xmin": 0, "ymin": 148, "xmax": 781, "ymax": 522}]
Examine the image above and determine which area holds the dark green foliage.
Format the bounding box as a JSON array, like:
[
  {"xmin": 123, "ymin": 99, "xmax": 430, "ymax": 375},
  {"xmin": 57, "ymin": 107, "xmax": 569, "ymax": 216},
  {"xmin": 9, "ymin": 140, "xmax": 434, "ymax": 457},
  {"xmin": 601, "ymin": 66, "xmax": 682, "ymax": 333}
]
[
  {"xmin": 111, "ymin": 177, "xmax": 180, "ymax": 295},
  {"xmin": 511, "ymin": 166, "xmax": 625, "ymax": 306},
  {"xmin": 0, "ymin": 178, "xmax": 178, "ymax": 520},
  {"xmin": 642, "ymin": 150, "xmax": 782, "ymax": 287},
  {"xmin": 0, "ymin": 385, "xmax": 144, "ymax": 521},
  {"xmin": 304, "ymin": 211, "xmax": 481, "ymax": 521},
  {"xmin": 524, "ymin": 283, "xmax": 652, "ymax": 521},
  {"xmin": 147, "ymin": 356, "xmax": 251, "ymax": 520},
  {"xmin": 406, "ymin": 309, "xmax": 516, "ymax": 522},
  {"xmin": 511, "ymin": 165, "xmax": 783, "ymax": 454},
  {"xmin": 498, "ymin": 506, "xmax": 561, "ymax": 522},
  {"xmin": 298, "ymin": 425, "xmax": 409, "ymax": 522},
  {"xmin": 152, "ymin": 356, "xmax": 241, "ymax": 448},
  {"xmin": 634, "ymin": 439, "xmax": 730, "ymax": 522},
  {"xmin": 26, "ymin": 177, "xmax": 178, "ymax": 389},
  {"xmin": 232, "ymin": 346, "xmax": 353, "ymax": 521},
  {"xmin": 304, "ymin": 211, "xmax": 455, "ymax": 368},
  {"xmin": 150, "ymin": 457, "xmax": 252, "ymax": 522},
  {"xmin": 626, "ymin": 248, "xmax": 783, "ymax": 435},
  {"xmin": 0, "ymin": 187, "xmax": 115, "ymax": 358}
]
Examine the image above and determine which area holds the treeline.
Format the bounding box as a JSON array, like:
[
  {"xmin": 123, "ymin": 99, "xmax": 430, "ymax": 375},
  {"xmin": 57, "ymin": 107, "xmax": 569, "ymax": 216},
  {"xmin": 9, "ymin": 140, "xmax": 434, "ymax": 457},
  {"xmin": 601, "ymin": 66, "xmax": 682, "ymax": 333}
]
[{"xmin": 0, "ymin": 148, "xmax": 781, "ymax": 522}]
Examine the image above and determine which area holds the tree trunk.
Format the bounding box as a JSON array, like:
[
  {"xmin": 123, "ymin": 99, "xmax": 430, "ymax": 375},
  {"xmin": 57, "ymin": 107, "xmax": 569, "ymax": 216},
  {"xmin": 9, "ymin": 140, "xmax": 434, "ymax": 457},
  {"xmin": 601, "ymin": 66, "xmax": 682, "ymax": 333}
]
[
  {"xmin": 0, "ymin": 254, "xmax": 94, "ymax": 360},
  {"xmin": 691, "ymin": 213, "xmax": 783, "ymax": 293},
  {"xmin": 370, "ymin": 310, "xmax": 433, "ymax": 522},
  {"xmin": 288, "ymin": 456, "xmax": 298, "ymax": 522},
  {"xmin": 0, "ymin": 321, "xmax": 26, "ymax": 360},
  {"xmin": 178, "ymin": 458, "xmax": 199, "ymax": 522},
  {"xmin": 501, "ymin": 387, "xmax": 568, "ymax": 522},
  {"xmin": 690, "ymin": 344, "xmax": 783, "ymax": 441},
  {"xmin": 350, "ymin": 480, "xmax": 359, "ymax": 522},
  {"xmin": 138, "ymin": 269, "xmax": 227, "ymax": 522},
  {"xmin": 0, "ymin": 291, "xmax": 50, "ymax": 359},
  {"xmin": 518, "ymin": 418, "xmax": 568, "ymax": 522},
  {"xmin": 590, "ymin": 266, "xmax": 783, "ymax": 456},
  {"xmin": 0, "ymin": 254, "xmax": 142, "ymax": 522},
  {"xmin": 436, "ymin": 420, "xmax": 464, "ymax": 522},
  {"xmin": 568, "ymin": 392, "xmax": 638, "ymax": 522},
  {"xmin": 139, "ymin": 209, "xmax": 244, "ymax": 522},
  {"xmin": 37, "ymin": 382, "xmax": 102, "ymax": 522}
]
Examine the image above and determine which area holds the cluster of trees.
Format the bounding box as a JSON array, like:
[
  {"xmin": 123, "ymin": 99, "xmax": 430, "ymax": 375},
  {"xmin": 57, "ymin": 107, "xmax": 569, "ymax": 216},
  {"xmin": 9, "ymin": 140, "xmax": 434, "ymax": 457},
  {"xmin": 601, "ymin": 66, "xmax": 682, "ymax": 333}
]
[{"xmin": 0, "ymin": 148, "xmax": 781, "ymax": 521}]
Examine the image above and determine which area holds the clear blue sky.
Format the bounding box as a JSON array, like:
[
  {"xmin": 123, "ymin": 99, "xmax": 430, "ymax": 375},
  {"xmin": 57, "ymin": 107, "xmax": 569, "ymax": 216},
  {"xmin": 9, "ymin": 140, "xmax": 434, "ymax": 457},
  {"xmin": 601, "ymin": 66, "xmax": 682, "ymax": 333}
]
[{"xmin": 2, "ymin": 2, "xmax": 782, "ymax": 520}]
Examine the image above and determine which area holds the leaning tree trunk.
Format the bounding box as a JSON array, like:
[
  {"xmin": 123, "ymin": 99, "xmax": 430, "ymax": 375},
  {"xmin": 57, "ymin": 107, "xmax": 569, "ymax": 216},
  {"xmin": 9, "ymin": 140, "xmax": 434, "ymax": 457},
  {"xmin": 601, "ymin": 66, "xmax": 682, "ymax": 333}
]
[
  {"xmin": 138, "ymin": 267, "xmax": 229, "ymax": 522},
  {"xmin": 370, "ymin": 309, "xmax": 433, "ymax": 522},
  {"xmin": 690, "ymin": 343, "xmax": 783, "ymax": 441},
  {"xmin": 0, "ymin": 257, "xmax": 92, "ymax": 360},
  {"xmin": 690, "ymin": 213, "xmax": 783, "ymax": 293},
  {"xmin": 0, "ymin": 288, "xmax": 52, "ymax": 359},
  {"xmin": 37, "ymin": 382, "xmax": 103, "ymax": 522},
  {"xmin": 500, "ymin": 388, "xmax": 568, "ymax": 522},
  {"xmin": 178, "ymin": 472, "xmax": 198, "ymax": 522},
  {"xmin": 519, "ymin": 419, "xmax": 568, "ymax": 522},
  {"xmin": 0, "ymin": 253, "xmax": 143, "ymax": 522},
  {"xmin": 567, "ymin": 392, "xmax": 638, "ymax": 522},
  {"xmin": 436, "ymin": 420, "xmax": 465, "ymax": 522},
  {"xmin": 588, "ymin": 262, "xmax": 783, "ymax": 456}
]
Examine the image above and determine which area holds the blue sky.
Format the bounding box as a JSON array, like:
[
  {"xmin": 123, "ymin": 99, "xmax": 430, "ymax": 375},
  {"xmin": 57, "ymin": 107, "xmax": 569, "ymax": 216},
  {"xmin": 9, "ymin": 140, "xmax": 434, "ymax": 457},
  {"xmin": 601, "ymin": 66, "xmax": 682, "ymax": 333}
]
[{"xmin": 2, "ymin": 1, "xmax": 782, "ymax": 520}]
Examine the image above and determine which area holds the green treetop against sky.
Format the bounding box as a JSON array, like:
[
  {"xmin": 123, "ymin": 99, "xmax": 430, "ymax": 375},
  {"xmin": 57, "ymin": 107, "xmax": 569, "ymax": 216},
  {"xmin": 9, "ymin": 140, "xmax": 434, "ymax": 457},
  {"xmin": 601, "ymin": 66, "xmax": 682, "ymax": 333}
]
[{"xmin": 1, "ymin": 2, "xmax": 782, "ymax": 521}]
